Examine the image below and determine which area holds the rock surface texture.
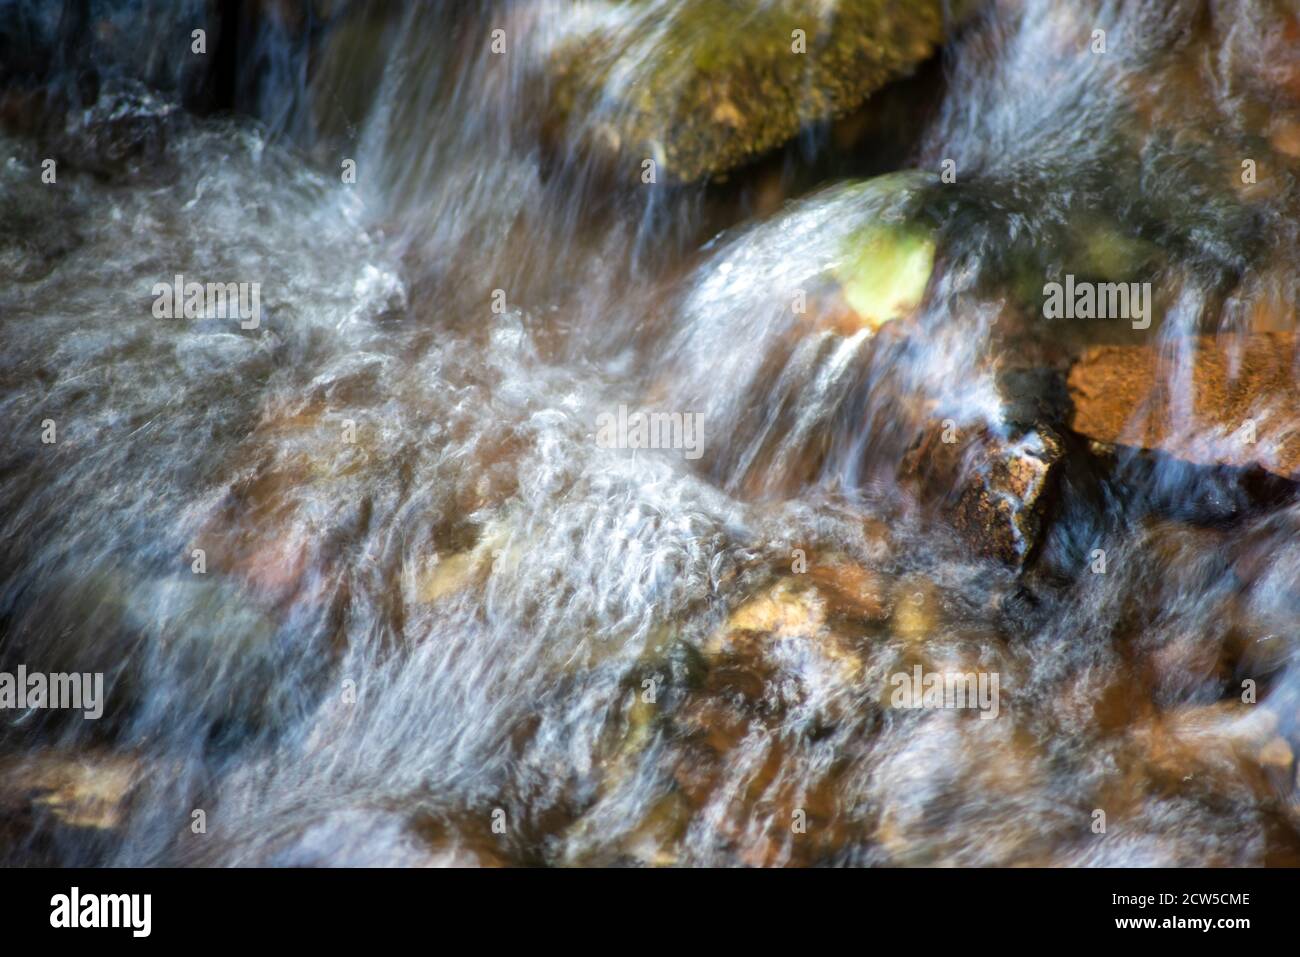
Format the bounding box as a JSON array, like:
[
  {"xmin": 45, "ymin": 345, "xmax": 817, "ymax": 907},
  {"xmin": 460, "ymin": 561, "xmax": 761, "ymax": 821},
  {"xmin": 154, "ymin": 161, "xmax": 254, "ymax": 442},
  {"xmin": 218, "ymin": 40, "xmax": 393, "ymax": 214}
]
[
  {"xmin": 546, "ymin": 0, "xmax": 965, "ymax": 182},
  {"xmin": 1068, "ymin": 334, "xmax": 1299, "ymax": 479}
]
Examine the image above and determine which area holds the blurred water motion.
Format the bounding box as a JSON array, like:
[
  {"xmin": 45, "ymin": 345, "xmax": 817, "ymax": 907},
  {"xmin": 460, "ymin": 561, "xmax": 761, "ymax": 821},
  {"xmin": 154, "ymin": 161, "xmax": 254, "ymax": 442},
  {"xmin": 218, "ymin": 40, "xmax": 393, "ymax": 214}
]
[{"xmin": 0, "ymin": 0, "xmax": 1298, "ymax": 866}]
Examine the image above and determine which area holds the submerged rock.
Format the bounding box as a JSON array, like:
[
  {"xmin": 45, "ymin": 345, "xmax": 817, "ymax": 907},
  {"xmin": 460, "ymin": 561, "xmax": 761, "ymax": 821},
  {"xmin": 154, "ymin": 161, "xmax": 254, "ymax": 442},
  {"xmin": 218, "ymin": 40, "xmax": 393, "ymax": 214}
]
[
  {"xmin": 0, "ymin": 751, "xmax": 138, "ymax": 835},
  {"xmin": 902, "ymin": 422, "xmax": 1063, "ymax": 566},
  {"xmin": 702, "ymin": 574, "xmax": 875, "ymax": 689},
  {"xmin": 887, "ymin": 574, "xmax": 943, "ymax": 643},
  {"xmin": 2, "ymin": 563, "xmax": 300, "ymax": 737},
  {"xmin": 413, "ymin": 551, "xmax": 480, "ymax": 604},
  {"xmin": 791, "ymin": 187, "xmax": 938, "ymax": 338},
  {"xmin": 1067, "ymin": 333, "xmax": 1300, "ymax": 480},
  {"xmin": 833, "ymin": 216, "xmax": 936, "ymax": 331},
  {"xmin": 1133, "ymin": 702, "xmax": 1283, "ymax": 794},
  {"xmin": 50, "ymin": 79, "xmax": 178, "ymax": 180},
  {"xmin": 663, "ymin": 171, "xmax": 940, "ymax": 497},
  {"xmin": 545, "ymin": 0, "xmax": 967, "ymax": 182}
]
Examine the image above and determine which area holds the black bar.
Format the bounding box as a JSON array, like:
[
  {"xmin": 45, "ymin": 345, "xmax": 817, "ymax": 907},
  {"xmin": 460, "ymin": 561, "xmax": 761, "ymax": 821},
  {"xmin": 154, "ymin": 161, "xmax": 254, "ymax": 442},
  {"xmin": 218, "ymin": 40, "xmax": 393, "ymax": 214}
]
[{"xmin": 0, "ymin": 867, "xmax": 1282, "ymax": 944}]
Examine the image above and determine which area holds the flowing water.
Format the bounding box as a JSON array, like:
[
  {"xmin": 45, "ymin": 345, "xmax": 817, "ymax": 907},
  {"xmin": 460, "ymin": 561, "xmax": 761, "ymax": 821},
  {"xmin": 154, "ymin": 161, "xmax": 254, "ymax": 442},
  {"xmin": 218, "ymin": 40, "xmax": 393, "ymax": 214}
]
[{"xmin": 1, "ymin": 0, "xmax": 1298, "ymax": 866}]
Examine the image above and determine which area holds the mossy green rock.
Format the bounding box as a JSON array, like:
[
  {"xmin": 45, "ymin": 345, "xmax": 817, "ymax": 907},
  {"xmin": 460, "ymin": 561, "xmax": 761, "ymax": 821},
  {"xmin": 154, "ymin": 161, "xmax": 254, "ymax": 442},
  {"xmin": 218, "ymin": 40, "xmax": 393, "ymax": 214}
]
[
  {"xmin": 830, "ymin": 171, "xmax": 938, "ymax": 330},
  {"xmin": 547, "ymin": 0, "xmax": 969, "ymax": 183},
  {"xmin": 837, "ymin": 220, "xmax": 936, "ymax": 328}
]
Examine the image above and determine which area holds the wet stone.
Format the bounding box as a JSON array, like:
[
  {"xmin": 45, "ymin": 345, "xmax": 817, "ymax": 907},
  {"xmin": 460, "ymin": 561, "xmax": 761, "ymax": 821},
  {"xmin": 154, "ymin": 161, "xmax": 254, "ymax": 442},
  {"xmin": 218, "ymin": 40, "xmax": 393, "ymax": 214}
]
[
  {"xmin": 902, "ymin": 422, "xmax": 1063, "ymax": 566},
  {"xmin": 0, "ymin": 751, "xmax": 138, "ymax": 834},
  {"xmin": 543, "ymin": 0, "xmax": 965, "ymax": 183},
  {"xmin": 1067, "ymin": 333, "xmax": 1300, "ymax": 480}
]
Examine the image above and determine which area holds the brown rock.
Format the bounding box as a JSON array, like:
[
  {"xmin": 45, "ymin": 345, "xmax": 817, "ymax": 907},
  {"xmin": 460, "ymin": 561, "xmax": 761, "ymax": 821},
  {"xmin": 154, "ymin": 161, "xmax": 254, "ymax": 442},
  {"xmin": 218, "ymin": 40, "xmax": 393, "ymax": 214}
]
[
  {"xmin": 1067, "ymin": 334, "xmax": 1300, "ymax": 479},
  {"xmin": 889, "ymin": 575, "xmax": 942, "ymax": 643},
  {"xmin": 413, "ymin": 551, "xmax": 479, "ymax": 604},
  {"xmin": 0, "ymin": 751, "xmax": 138, "ymax": 832},
  {"xmin": 1271, "ymin": 119, "xmax": 1300, "ymax": 159},
  {"xmin": 704, "ymin": 577, "xmax": 866, "ymax": 686},
  {"xmin": 1259, "ymin": 736, "xmax": 1295, "ymax": 772},
  {"xmin": 807, "ymin": 555, "xmax": 890, "ymax": 622},
  {"xmin": 902, "ymin": 423, "xmax": 1063, "ymax": 566},
  {"xmin": 1132, "ymin": 702, "xmax": 1283, "ymax": 794}
]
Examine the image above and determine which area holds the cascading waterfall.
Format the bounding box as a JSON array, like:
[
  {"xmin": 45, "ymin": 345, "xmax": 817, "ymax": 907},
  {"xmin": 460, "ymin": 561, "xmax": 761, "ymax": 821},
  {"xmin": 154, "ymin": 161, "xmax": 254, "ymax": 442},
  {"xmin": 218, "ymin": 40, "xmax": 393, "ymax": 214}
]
[{"xmin": 0, "ymin": 0, "xmax": 1297, "ymax": 866}]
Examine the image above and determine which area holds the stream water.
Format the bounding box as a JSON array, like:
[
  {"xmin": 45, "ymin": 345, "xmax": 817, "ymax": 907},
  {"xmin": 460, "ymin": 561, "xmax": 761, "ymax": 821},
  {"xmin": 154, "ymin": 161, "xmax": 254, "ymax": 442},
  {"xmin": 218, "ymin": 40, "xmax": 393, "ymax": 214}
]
[{"xmin": 1, "ymin": 0, "xmax": 1298, "ymax": 866}]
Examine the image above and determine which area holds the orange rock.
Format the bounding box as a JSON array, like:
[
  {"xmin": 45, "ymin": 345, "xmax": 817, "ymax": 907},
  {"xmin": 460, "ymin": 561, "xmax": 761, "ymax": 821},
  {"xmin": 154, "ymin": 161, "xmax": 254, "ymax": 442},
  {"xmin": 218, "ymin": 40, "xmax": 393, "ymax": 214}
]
[
  {"xmin": 1259, "ymin": 736, "xmax": 1295, "ymax": 771},
  {"xmin": 807, "ymin": 555, "xmax": 890, "ymax": 621},
  {"xmin": 1067, "ymin": 334, "xmax": 1300, "ymax": 479},
  {"xmin": 1271, "ymin": 118, "xmax": 1300, "ymax": 159}
]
